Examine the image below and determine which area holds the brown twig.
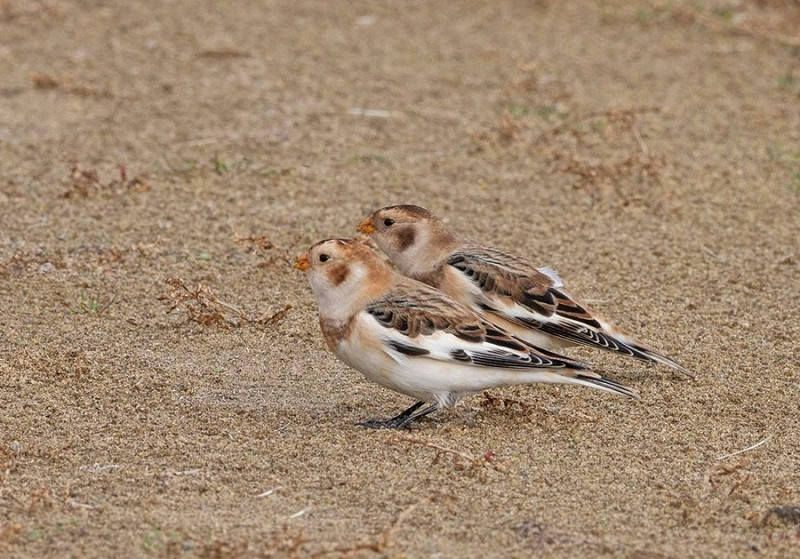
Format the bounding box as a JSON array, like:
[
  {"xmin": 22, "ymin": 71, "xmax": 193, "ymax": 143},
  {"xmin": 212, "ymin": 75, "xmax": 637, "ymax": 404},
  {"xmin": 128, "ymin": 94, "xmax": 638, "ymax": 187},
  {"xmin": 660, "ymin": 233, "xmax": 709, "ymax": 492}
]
[
  {"xmin": 551, "ymin": 149, "xmax": 663, "ymax": 203},
  {"xmin": 234, "ymin": 234, "xmax": 276, "ymax": 253},
  {"xmin": 31, "ymin": 72, "xmax": 112, "ymax": 98},
  {"xmin": 62, "ymin": 160, "xmax": 151, "ymax": 198},
  {"xmin": 158, "ymin": 277, "xmax": 291, "ymax": 329},
  {"xmin": 257, "ymin": 304, "xmax": 293, "ymax": 326},
  {"xmin": 159, "ymin": 277, "xmax": 230, "ymax": 327},
  {"xmin": 538, "ymin": 106, "xmax": 662, "ymax": 142},
  {"xmin": 235, "ymin": 232, "xmax": 304, "ymax": 267}
]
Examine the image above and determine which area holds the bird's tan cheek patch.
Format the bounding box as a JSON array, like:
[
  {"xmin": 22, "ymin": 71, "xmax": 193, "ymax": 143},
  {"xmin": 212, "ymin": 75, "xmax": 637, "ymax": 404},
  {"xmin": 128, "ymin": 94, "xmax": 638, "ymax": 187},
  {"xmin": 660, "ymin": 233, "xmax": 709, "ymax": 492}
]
[
  {"xmin": 396, "ymin": 227, "xmax": 416, "ymax": 251},
  {"xmin": 328, "ymin": 263, "xmax": 350, "ymax": 287}
]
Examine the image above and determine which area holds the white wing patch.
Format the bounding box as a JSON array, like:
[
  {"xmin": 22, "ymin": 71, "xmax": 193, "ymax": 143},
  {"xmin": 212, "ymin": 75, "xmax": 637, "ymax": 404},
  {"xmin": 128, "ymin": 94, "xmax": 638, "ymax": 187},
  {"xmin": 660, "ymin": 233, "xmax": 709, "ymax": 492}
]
[
  {"xmin": 536, "ymin": 266, "xmax": 563, "ymax": 288},
  {"xmin": 372, "ymin": 314, "xmax": 572, "ymax": 370}
]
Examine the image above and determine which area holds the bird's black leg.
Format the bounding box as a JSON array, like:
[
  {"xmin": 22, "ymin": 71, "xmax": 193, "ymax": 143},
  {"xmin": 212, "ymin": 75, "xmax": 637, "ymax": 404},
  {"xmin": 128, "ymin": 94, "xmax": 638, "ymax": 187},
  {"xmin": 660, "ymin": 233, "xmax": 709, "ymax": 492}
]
[{"xmin": 357, "ymin": 401, "xmax": 438, "ymax": 430}]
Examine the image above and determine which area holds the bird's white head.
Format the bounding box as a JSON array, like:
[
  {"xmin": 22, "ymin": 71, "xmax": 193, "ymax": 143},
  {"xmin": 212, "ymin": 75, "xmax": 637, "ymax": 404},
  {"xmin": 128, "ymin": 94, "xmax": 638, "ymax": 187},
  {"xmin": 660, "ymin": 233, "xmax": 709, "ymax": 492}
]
[
  {"xmin": 357, "ymin": 205, "xmax": 459, "ymax": 277},
  {"xmin": 295, "ymin": 238, "xmax": 393, "ymax": 321}
]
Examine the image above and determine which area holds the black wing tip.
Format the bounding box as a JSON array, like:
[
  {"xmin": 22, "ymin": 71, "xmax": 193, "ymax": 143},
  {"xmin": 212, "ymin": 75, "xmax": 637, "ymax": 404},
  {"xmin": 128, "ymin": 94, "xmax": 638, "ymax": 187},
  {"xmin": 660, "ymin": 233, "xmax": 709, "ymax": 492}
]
[
  {"xmin": 540, "ymin": 322, "xmax": 696, "ymax": 379},
  {"xmin": 626, "ymin": 343, "xmax": 696, "ymax": 379},
  {"xmin": 577, "ymin": 375, "xmax": 640, "ymax": 399}
]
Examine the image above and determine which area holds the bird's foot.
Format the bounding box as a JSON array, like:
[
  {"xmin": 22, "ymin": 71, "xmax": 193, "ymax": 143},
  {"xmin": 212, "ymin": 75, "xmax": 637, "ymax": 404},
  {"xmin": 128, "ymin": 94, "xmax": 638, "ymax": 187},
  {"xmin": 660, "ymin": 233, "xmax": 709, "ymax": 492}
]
[{"xmin": 357, "ymin": 401, "xmax": 438, "ymax": 430}]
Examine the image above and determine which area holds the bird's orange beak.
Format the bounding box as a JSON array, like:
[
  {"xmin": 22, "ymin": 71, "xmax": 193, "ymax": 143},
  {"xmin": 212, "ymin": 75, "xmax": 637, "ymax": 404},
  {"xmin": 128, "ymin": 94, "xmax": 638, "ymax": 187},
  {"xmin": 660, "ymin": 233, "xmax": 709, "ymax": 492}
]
[
  {"xmin": 357, "ymin": 217, "xmax": 376, "ymax": 235},
  {"xmin": 294, "ymin": 253, "xmax": 310, "ymax": 271}
]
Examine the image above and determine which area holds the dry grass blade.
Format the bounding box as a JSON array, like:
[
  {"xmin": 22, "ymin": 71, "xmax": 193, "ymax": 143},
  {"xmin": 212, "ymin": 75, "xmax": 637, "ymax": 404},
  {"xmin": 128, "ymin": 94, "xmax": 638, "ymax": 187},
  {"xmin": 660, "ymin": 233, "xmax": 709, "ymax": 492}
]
[
  {"xmin": 376, "ymin": 494, "xmax": 433, "ymax": 550},
  {"xmin": 481, "ymin": 393, "xmax": 548, "ymax": 417},
  {"xmin": 388, "ymin": 434, "xmax": 505, "ymax": 472},
  {"xmin": 310, "ymin": 493, "xmax": 438, "ymax": 557},
  {"xmin": 272, "ymin": 527, "xmax": 308, "ymax": 557},
  {"xmin": 496, "ymin": 110, "xmax": 521, "ymax": 145},
  {"xmin": 674, "ymin": 6, "xmax": 800, "ymax": 48},
  {"xmin": 196, "ymin": 48, "xmax": 251, "ymax": 58},
  {"xmin": 716, "ymin": 436, "xmax": 771, "ymax": 461}
]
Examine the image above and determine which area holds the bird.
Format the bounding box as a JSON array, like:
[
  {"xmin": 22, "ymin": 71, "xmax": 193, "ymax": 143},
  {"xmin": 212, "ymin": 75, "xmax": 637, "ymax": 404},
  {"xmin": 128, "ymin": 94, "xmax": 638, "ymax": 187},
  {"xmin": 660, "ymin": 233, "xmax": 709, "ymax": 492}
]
[
  {"xmin": 357, "ymin": 205, "xmax": 693, "ymax": 378},
  {"xmin": 294, "ymin": 237, "xmax": 638, "ymax": 429}
]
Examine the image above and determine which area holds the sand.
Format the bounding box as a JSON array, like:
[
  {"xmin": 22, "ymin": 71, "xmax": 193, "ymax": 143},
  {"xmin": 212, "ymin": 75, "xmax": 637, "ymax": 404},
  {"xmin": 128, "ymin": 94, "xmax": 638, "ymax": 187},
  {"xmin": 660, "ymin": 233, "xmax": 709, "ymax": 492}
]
[{"xmin": 1, "ymin": 0, "xmax": 799, "ymax": 557}]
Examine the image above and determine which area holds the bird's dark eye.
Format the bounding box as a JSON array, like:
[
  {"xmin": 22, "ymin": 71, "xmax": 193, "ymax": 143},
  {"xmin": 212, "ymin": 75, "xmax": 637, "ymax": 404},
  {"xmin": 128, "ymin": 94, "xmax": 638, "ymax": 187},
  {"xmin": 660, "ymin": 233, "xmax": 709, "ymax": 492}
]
[
  {"xmin": 383, "ymin": 218, "xmax": 394, "ymax": 227},
  {"xmin": 319, "ymin": 254, "xmax": 329, "ymax": 262}
]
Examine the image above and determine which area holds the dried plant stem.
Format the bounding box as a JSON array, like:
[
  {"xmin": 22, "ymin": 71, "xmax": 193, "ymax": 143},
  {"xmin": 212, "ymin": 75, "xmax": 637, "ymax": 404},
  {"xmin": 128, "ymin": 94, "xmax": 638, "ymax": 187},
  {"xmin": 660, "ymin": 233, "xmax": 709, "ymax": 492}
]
[
  {"xmin": 675, "ymin": 7, "xmax": 800, "ymax": 49},
  {"xmin": 311, "ymin": 493, "xmax": 436, "ymax": 557},
  {"xmin": 389, "ymin": 434, "xmax": 504, "ymax": 472},
  {"xmin": 716, "ymin": 436, "xmax": 771, "ymax": 461}
]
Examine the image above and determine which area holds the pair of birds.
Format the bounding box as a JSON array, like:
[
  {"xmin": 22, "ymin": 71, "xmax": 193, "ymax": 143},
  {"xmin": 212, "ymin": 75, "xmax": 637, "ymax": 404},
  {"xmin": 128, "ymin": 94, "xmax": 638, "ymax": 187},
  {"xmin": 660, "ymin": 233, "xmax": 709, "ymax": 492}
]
[{"xmin": 294, "ymin": 205, "xmax": 692, "ymax": 429}]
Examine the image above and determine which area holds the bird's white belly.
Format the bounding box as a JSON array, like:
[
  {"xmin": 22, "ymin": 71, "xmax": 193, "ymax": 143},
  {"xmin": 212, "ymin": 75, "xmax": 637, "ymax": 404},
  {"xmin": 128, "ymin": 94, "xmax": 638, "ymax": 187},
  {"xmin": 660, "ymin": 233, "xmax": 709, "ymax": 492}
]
[
  {"xmin": 335, "ymin": 332, "xmax": 570, "ymax": 406},
  {"xmin": 334, "ymin": 329, "xmax": 432, "ymax": 401}
]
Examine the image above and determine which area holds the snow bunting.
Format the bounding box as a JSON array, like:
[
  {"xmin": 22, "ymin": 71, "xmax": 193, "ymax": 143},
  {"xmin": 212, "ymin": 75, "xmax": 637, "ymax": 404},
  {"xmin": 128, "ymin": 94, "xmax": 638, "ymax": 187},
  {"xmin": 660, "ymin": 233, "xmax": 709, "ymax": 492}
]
[
  {"xmin": 358, "ymin": 205, "xmax": 692, "ymax": 377},
  {"xmin": 294, "ymin": 238, "xmax": 638, "ymax": 429}
]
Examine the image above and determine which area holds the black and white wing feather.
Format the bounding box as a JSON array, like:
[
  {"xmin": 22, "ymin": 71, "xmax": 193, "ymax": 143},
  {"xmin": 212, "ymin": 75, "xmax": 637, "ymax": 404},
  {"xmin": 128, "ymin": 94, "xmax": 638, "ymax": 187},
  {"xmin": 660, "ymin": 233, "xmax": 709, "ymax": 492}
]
[
  {"xmin": 444, "ymin": 246, "xmax": 693, "ymax": 377},
  {"xmin": 362, "ymin": 280, "xmax": 639, "ymax": 398}
]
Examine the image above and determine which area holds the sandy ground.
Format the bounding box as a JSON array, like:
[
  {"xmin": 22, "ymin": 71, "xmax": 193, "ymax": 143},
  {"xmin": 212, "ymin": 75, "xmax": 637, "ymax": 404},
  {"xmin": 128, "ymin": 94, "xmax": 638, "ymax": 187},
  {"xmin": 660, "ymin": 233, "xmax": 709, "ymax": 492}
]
[{"xmin": 1, "ymin": 0, "xmax": 799, "ymax": 557}]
